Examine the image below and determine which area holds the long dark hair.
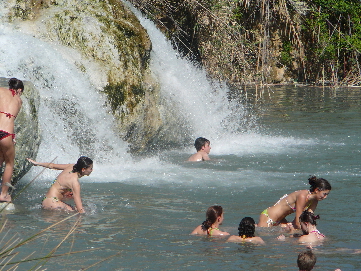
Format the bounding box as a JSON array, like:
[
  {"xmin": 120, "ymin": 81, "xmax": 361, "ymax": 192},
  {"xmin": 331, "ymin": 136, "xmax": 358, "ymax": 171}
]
[
  {"xmin": 8, "ymin": 78, "xmax": 24, "ymax": 91},
  {"xmin": 308, "ymin": 176, "xmax": 331, "ymax": 192},
  {"xmin": 299, "ymin": 210, "xmax": 320, "ymax": 226},
  {"xmin": 201, "ymin": 205, "xmax": 223, "ymax": 231},
  {"xmin": 238, "ymin": 217, "xmax": 256, "ymax": 238},
  {"xmin": 72, "ymin": 156, "xmax": 93, "ymax": 173}
]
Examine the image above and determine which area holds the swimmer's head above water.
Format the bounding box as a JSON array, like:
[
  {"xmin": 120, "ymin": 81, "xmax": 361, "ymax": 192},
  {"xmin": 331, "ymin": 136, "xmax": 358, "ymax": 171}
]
[
  {"xmin": 72, "ymin": 156, "xmax": 93, "ymax": 176},
  {"xmin": 194, "ymin": 137, "xmax": 210, "ymax": 152}
]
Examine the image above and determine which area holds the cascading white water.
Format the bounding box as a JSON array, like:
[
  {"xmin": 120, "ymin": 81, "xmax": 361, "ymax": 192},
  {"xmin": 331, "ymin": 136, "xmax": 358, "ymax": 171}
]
[
  {"xmin": 131, "ymin": 5, "xmax": 314, "ymax": 156},
  {"xmin": 0, "ymin": 7, "xmax": 133, "ymax": 181},
  {"xmin": 0, "ymin": 33, "xmax": 129, "ymax": 161},
  {"xmin": 0, "ymin": 2, "xmax": 315, "ymax": 185}
]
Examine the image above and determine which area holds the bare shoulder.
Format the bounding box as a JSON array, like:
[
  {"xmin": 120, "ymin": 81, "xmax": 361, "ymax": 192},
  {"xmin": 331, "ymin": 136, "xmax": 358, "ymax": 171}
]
[
  {"xmin": 191, "ymin": 225, "xmax": 205, "ymax": 235},
  {"xmin": 187, "ymin": 153, "xmax": 202, "ymax": 162},
  {"xmin": 212, "ymin": 229, "xmax": 230, "ymax": 236},
  {"xmin": 57, "ymin": 168, "xmax": 78, "ymax": 182},
  {"xmin": 201, "ymin": 153, "xmax": 210, "ymax": 161},
  {"xmin": 227, "ymin": 235, "xmax": 240, "ymax": 242},
  {"xmin": 291, "ymin": 189, "xmax": 307, "ymax": 196},
  {"xmin": 298, "ymin": 235, "xmax": 317, "ymax": 243},
  {"xmin": 291, "ymin": 189, "xmax": 309, "ymax": 200},
  {"xmin": 252, "ymin": 236, "xmax": 265, "ymax": 244}
]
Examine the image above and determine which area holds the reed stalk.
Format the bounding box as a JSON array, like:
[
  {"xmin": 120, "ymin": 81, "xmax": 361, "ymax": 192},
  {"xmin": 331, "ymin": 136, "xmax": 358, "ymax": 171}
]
[{"xmin": 0, "ymin": 157, "xmax": 115, "ymax": 270}]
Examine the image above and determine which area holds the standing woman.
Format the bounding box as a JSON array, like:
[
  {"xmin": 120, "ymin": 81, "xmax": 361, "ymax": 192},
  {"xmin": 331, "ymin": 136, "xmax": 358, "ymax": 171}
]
[
  {"xmin": 0, "ymin": 78, "xmax": 24, "ymax": 202},
  {"xmin": 258, "ymin": 176, "xmax": 331, "ymax": 229},
  {"xmin": 27, "ymin": 156, "xmax": 93, "ymax": 213},
  {"xmin": 191, "ymin": 205, "xmax": 229, "ymax": 236}
]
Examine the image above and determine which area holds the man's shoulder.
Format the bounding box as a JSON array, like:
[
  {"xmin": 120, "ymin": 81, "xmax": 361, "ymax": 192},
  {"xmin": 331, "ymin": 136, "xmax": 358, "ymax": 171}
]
[{"xmin": 188, "ymin": 152, "xmax": 202, "ymax": 161}]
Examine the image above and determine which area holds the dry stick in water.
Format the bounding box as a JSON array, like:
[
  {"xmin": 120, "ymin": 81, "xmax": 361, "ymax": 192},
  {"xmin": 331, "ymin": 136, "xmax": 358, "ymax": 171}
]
[
  {"xmin": 80, "ymin": 252, "xmax": 121, "ymax": 271},
  {"xmin": 14, "ymin": 157, "xmax": 58, "ymax": 201},
  {"xmin": 0, "ymin": 157, "xmax": 58, "ymax": 213},
  {"xmin": 0, "ymin": 213, "xmax": 78, "ymax": 258},
  {"xmin": 30, "ymin": 215, "xmax": 83, "ymax": 269},
  {"xmin": 3, "ymin": 249, "xmax": 100, "ymax": 268},
  {"xmin": 0, "ymin": 213, "xmax": 100, "ymax": 269},
  {"xmin": 0, "ymin": 157, "xmax": 112, "ymax": 269}
]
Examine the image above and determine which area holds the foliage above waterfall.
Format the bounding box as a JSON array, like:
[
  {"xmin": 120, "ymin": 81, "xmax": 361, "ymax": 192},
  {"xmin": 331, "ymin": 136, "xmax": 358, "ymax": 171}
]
[{"xmin": 129, "ymin": 0, "xmax": 361, "ymax": 87}]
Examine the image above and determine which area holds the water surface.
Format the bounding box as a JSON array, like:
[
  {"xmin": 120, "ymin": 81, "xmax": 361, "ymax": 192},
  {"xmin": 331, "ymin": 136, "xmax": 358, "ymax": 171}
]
[{"xmin": 5, "ymin": 86, "xmax": 360, "ymax": 271}]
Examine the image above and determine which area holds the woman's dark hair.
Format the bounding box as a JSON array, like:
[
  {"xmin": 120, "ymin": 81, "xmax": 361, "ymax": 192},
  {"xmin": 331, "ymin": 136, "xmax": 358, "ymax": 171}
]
[
  {"xmin": 194, "ymin": 137, "xmax": 210, "ymax": 151},
  {"xmin": 308, "ymin": 176, "xmax": 331, "ymax": 192},
  {"xmin": 201, "ymin": 205, "xmax": 223, "ymax": 231},
  {"xmin": 299, "ymin": 210, "xmax": 320, "ymax": 226},
  {"xmin": 8, "ymin": 78, "xmax": 24, "ymax": 91},
  {"xmin": 238, "ymin": 217, "xmax": 256, "ymax": 238},
  {"xmin": 72, "ymin": 156, "xmax": 93, "ymax": 173}
]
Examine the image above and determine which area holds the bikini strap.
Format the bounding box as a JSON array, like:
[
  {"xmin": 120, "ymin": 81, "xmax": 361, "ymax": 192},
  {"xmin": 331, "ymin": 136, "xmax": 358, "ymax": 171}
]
[
  {"xmin": 9, "ymin": 89, "xmax": 16, "ymax": 96},
  {"xmin": 0, "ymin": 111, "xmax": 16, "ymax": 119},
  {"xmin": 207, "ymin": 227, "xmax": 220, "ymax": 236},
  {"xmin": 310, "ymin": 230, "xmax": 325, "ymax": 238}
]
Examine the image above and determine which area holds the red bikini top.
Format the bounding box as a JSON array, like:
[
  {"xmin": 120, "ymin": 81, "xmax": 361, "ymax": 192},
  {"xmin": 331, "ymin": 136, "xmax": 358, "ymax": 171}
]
[{"xmin": 0, "ymin": 89, "xmax": 18, "ymax": 118}]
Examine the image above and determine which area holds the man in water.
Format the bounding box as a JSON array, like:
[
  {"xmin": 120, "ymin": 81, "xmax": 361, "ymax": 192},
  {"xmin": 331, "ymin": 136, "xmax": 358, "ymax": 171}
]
[
  {"xmin": 297, "ymin": 251, "xmax": 316, "ymax": 271},
  {"xmin": 187, "ymin": 137, "xmax": 211, "ymax": 161}
]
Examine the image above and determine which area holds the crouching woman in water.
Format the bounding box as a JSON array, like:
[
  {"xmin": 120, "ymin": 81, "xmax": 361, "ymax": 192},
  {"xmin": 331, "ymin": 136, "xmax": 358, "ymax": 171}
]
[
  {"xmin": 258, "ymin": 176, "xmax": 331, "ymax": 229},
  {"xmin": 191, "ymin": 205, "xmax": 230, "ymax": 236},
  {"xmin": 27, "ymin": 156, "xmax": 93, "ymax": 213}
]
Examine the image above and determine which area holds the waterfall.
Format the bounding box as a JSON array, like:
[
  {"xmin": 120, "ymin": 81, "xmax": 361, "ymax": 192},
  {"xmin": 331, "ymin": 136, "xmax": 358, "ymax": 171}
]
[
  {"xmin": 129, "ymin": 6, "xmax": 303, "ymax": 156},
  {"xmin": 0, "ymin": 2, "xmax": 313, "ymax": 184}
]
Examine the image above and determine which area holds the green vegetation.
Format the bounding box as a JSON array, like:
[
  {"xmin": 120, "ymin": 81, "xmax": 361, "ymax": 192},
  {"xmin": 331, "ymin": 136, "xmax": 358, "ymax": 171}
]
[
  {"xmin": 130, "ymin": 0, "xmax": 361, "ymax": 86},
  {"xmin": 103, "ymin": 83, "xmax": 127, "ymax": 113},
  {"xmin": 303, "ymin": 0, "xmax": 361, "ymax": 84},
  {"xmin": 280, "ymin": 41, "xmax": 293, "ymax": 67}
]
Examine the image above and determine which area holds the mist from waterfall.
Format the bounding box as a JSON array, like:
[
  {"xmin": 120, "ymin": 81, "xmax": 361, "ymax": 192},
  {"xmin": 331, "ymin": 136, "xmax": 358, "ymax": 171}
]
[
  {"xmin": 0, "ymin": 3, "xmax": 316, "ymax": 185},
  {"xmin": 131, "ymin": 6, "xmax": 315, "ymax": 156}
]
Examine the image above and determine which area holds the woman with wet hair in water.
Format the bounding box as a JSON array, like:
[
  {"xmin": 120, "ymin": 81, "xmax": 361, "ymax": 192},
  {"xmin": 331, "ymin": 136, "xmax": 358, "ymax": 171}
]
[
  {"xmin": 227, "ymin": 217, "xmax": 265, "ymax": 244},
  {"xmin": 277, "ymin": 210, "xmax": 325, "ymax": 244},
  {"xmin": 191, "ymin": 205, "xmax": 229, "ymax": 236},
  {"xmin": 258, "ymin": 176, "xmax": 331, "ymax": 229}
]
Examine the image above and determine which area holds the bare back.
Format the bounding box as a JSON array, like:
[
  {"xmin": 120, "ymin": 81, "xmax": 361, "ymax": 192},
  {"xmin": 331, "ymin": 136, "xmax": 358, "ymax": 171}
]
[
  {"xmin": 267, "ymin": 190, "xmax": 313, "ymax": 221},
  {"xmin": 187, "ymin": 151, "xmax": 210, "ymax": 161},
  {"xmin": 46, "ymin": 164, "xmax": 77, "ymax": 198},
  {"xmin": 298, "ymin": 231, "xmax": 325, "ymax": 244},
  {"xmin": 227, "ymin": 235, "xmax": 265, "ymax": 245},
  {"xmin": 0, "ymin": 87, "xmax": 22, "ymax": 133},
  {"xmin": 191, "ymin": 225, "xmax": 229, "ymax": 236}
]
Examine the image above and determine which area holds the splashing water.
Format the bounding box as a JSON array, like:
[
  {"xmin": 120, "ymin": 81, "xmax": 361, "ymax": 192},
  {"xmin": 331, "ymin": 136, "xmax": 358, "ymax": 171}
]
[{"xmin": 0, "ymin": 2, "xmax": 316, "ymax": 185}]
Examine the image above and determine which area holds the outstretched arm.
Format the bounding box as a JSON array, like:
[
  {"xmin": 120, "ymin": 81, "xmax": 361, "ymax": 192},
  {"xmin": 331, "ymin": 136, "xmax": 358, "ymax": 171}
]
[{"xmin": 27, "ymin": 158, "xmax": 73, "ymax": 170}]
